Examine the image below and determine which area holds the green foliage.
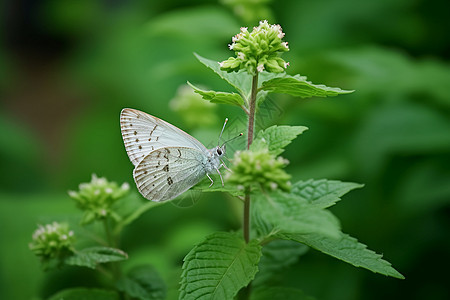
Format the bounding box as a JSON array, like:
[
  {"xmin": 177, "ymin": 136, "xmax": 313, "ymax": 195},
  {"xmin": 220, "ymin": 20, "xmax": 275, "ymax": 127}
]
[
  {"xmin": 27, "ymin": 174, "xmax": 165, "ymax": 299},
  {"xmin": 250, "ymin": 125, "xmax": 309, "ymax": 156},
  {"xmin": 253, "ymin": 191, "xmax": 341, "ymax": 239},
  {"xmin": 261, "ymin": 74, "xmax": 354, "ymax": 98},
  {"xmin": 47, "ymin": 288, "xmax": 120, "ymax": 300},
  {"xmin": 116, "ymin": 265, "xmax": 167, "ymax": 300},
  {"xmin": 194, "ymin": 53, "xmax": 253, "ymax": 100},
  {"xmin": 180, "ymin": 232, "xmax": 261, "ymax": 300},
  {"xmin": 281, "ymin": 233, "xmax": 404, "ymax": 279},
  {"xmin": 291, "ymin": 179, "xmax": 364, "ymax": 209},
  {"xmin": 188, "ymin": 81, "xmax": 245, "ymax": 107},
  {"xmin": 251, "ymin": 187, "xmax": 404, "ymax": 279},
  {"xmin": 183, "ymin": 21, "xmax": 403, "ymax": 299},
  {"xmin": 65, "ymin": 247, "xmax": 128, "ymax": 269},
  {"xmin": 11, "ymin": 5, "xmax": 429, "ymax": 299},
  {"xmin": 253, "ymin": 240, "xmax": 308, "ymax": 286},
  {"xmin": 249, "ymin": 178, "xmax": 403, "ymax": 279}
]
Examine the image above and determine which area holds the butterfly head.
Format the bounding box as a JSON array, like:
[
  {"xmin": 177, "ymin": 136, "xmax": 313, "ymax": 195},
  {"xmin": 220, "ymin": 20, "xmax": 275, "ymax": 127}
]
[
  {"xmin": 213, "ymin": 145, "xmax": 226, "ymax": 158},
  {"xmin": 218, "ymin": 132, "xmax": 243, "ymax": 156}
]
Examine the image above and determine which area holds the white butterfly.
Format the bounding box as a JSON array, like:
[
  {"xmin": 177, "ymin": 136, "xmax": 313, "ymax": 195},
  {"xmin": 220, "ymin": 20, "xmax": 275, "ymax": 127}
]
[{"xmin": 120, "ymin": 108, "xmax": 241, "ymax": 202}]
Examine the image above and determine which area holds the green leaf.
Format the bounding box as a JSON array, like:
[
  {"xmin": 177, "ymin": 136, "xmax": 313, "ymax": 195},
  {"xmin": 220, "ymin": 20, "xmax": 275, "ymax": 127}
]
[
  {"xmin": 187, "ymin": 81, "xmax": 245, "ymax": 107},
  {"xmin": 291, "ymin": 179, "xmax": 364, "ymax": 209},
  {"xmin": 258, "ymin": 71, "xmax": 287, "ymax": 86},
  {"xmin": 116, "ymin": 265, "xmax": 166, "ymax": 300},
  {"xmin": 251, "ymin": 287, "xmax": 315, "ymax": 300},
  {"xmin": 281, "ymin": 232, "xmax": 404, "ymax": 279},
  {"xmin": 47, "ymin": 288, "xmax": 120, "ymax": 300},
  {"xmin": 253, "ymin": 191, "xmax": 341, "ymax": 239},
  {"xmin": 65, "ymin": 247, "xmax": 128, "ymax": 269},
  {"xmin": 194, "ymin": 53, "xmax": 252, "ymax": 100},
  {"xmin": 253, "ymin": 240, "xmax": 308, "ymax": 286},
  {"xmin": 261, "ymin": 74, "xmax": 354, "ymax": 98},
  {"xmin": 180, "ymin": 232, "xmax": 261, "ymax": 300},
  {"xmin": 251, "ymin": 125, "xmax": 308, "ymax": 156}
]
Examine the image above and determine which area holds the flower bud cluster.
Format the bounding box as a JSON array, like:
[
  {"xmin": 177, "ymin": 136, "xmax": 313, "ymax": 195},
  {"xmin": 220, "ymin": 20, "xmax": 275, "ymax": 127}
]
[
  {"xmin": 29, "ymin": 222, "xmax": 75, "ymax": 261},
  {"xmin": 220, "ymin": 20, "xmax": 289, "ymax": 75},
  {"xmin": 68, "ymin": 174, "xmax": 129, "ymax": 224},
  {"xmin": 227, "ymin": 148, "xmax": 291, "ymax": 192}
]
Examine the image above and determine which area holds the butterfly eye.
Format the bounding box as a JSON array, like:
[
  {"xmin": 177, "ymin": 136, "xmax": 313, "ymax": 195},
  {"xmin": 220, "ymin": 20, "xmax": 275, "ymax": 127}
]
[{"xmin": 217, "ymin": 148, "xmax": 222, "ymax": 155}]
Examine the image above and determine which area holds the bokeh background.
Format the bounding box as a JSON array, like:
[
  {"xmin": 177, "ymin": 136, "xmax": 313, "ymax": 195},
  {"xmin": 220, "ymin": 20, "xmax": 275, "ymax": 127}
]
[{"xmin": 1, "ymin": 0, "xmax": 450, "ymax": 299}]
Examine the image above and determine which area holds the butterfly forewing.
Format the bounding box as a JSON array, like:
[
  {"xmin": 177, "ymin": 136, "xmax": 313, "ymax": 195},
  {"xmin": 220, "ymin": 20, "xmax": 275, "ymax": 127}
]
[
  {"xmin": 120, "ymin": 108, "xmax": 207, "ymax": 166},
  {"xmin": 133, "ymin": 147, "xmax": 207, "ymax": 202}
]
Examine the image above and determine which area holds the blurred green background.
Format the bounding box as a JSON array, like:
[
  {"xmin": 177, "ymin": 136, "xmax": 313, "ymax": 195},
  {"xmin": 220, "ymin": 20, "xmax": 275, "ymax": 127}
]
[{"xmin": 1, "ymin": 0, "xmax": 450, "ymax": 299}]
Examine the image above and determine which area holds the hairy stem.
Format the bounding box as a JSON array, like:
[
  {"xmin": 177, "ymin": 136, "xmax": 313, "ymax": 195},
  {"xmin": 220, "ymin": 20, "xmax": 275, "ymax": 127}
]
[
  {"xmin": 247, "ymin": 73, "xmax": 259, "ymax": 150},
  {"xmin": 244, "ymin": 72, "xmax": 259, "ymax": 244}
]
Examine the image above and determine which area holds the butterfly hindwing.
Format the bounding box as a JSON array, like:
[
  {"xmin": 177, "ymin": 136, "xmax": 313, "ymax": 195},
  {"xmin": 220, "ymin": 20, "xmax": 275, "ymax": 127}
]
[
  {"xmin": 133, "ymin": 147, "xmax": 208, "ymax": 202},
  {"xmin": 120, "ymin": 108, "xmax": 207, "ymax": 166}
]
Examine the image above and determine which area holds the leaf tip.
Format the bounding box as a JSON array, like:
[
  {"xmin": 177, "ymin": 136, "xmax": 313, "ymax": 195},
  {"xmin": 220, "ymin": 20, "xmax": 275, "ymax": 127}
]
[
  {"xmin": 387, "ymin": 268, "xmax": 405, "ymax": 280},
  {"xmin": 342, "ymin": 89, "xmax": 355, "ymax": 94}
]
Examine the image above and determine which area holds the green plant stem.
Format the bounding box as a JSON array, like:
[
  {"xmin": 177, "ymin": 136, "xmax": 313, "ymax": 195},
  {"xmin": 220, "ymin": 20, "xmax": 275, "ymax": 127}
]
[
  {"xmin": 103, "ymin": 218, "xmax": 121, "ymax": 280},
  {"xmin": 243, "ymin": 193, "xmax": 250, "ymax": 244},
  {"xmin": 103, "ymin": 218, "xmax": 115, "ymax": 248},
  {"xmin": 247, "ymin": 73, "xmax": 259, "ymax": 149},
  {"xmin": 243, "ymin": 72, "xmax": 259, "ymax": 244},
  {"xmin": 239, "ymin": 73, "xmax": 259, "ymax": 300}
]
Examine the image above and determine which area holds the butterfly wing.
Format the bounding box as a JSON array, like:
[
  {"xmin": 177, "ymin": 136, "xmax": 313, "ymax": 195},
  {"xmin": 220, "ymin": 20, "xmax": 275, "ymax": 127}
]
[
  {"xmin": 120, "ymin": 108, "xmax": 207, "ymax": 166},
  {"xmin": 133, "ymin": 147, "xmax": 208, "ymax": 202}
]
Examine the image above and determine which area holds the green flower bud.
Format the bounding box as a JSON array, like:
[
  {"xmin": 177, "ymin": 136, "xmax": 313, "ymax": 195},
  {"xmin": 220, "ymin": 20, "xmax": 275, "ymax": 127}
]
[
  {"xmin": 220, "ymin": 20, "xmax": 289, "ymax": 75},
  {"xmin": 265, "ymin": 57, "xmax": 286, "ymax": 73},
  {"xmin": 219, "ymin": 57, "xmax": 241, "ymax": 69},
  {"xmin": 226, "ymin": 148, "xmax": 291, "ymax": 192},
  {"xmin": 29, "ymin": 222, "xmax": 75, "ymax": 266},
  {"xmin": 68, "ymin": 174, "xmax": 129, "ymax": 224}
]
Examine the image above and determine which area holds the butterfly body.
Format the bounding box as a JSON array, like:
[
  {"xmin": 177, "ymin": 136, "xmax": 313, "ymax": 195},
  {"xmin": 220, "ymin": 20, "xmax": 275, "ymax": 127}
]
[
  {"xmin": 120, "ymin": 108, "xmax": 226, "ymax": 202},
  {"xmin": 205, "ymin": 146, "xmax": 226, "ymax": 173}
]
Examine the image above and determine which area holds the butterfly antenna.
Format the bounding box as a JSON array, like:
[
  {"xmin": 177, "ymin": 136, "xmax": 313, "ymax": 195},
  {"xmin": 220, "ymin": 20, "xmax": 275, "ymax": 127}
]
[
  {"xmin": 221, "ymin": 133, "xmax": 244, "ymax": 147},
  {"xmin": 218, "ymin": 118, "xmax": 228, "ymax": 146}
]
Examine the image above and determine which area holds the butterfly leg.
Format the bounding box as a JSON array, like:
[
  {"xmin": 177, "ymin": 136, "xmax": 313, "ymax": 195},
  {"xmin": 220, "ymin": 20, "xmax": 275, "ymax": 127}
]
[
  {"xmin": 206, "ymin": 173, "xmax": 214, "ymax": 187},
  {"xmin": 220, "ymin": 160, "xmax": 232, "ymax": 172},
  {"xmin": 214, "ymin": 167, "xmax": 225, "ymax": 187}
]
